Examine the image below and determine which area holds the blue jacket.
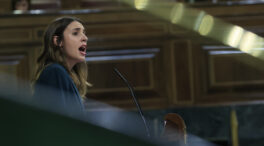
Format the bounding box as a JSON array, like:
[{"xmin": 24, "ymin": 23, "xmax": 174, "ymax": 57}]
[{"xmin": 34, "ymin": 63, "xmax": 84, "ymax": 116}]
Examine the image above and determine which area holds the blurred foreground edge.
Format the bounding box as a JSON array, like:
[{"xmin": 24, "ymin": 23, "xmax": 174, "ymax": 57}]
[{"xmin": 0, "ymin": 93, "xmax": 157, "ymax": 146}]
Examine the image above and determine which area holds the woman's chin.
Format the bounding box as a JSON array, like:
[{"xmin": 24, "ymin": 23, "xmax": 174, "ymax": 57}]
[{"xmin": 78, "ymin": 57, "xmax": 86, "ymax": 63}]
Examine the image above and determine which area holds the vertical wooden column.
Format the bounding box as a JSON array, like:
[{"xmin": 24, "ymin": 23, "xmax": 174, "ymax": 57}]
[{"xmin": 170, "ymin": 40, "xmax": 194, "ymax": 105}]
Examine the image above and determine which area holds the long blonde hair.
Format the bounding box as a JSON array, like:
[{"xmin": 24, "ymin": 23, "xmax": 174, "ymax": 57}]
[{"xmin": 32, "ymin": 16, "xmax": 88, "ymax": 98}]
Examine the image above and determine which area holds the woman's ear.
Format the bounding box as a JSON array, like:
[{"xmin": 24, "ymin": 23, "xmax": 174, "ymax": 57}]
[{"xmin": 53, "ymin": 36, "xmax": 63, "ymax": 47}]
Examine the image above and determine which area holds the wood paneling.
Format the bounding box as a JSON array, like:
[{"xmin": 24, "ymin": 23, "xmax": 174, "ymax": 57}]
[
  {"xmin": 0, "ymin": 9, "xmax": 169, "ymax": 109},
  {"xmin": 0, "ymin": 0, "xmax": 11, "ymax": 12},
  {"xmin": 172, "ymin": 40, "xmax": 194, "ymax": 104},
  {"xmin": 86, "ymin": 22, "xmax": 168, "ymax": 40},
  {"xmin": 61, "ymin": 0, "xmax": 81, "ymax": 9},
  {"xmin": 194, "ymin": 45, "xmax": 264, "ymax": 103},
  {"xmin": 0, "ymin": 28, "xmax": 33, "ymax": 43},
  {"xmin": 2, "ymin": 3, "xmax": 264, "ymax": 108},
  {"xmin": 85, "ymin": 46, "xmax": 169, "ymax": 109},
  {"xmin": 208, "ymin": 50, "xmax": 264, "ymax": 87},
  {"xmin": 193, "ymin": 3, "xmax": 264, "ymax": 17}
]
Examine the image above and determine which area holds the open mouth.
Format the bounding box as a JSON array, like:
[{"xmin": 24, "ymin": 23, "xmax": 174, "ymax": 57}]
[{"xmin": 79, "ymin": 45, "xmax": 87, "ymax": 55}]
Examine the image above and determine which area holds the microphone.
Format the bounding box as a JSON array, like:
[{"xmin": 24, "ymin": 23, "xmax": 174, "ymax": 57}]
[{"xmin": 114, "ymin": 68, "xmax": 151, "ymax": 138}]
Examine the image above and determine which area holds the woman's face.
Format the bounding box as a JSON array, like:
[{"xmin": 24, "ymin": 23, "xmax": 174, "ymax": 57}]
[
  {"xmin": 61, "ymin": 21, "xmax": 88, "ymax": 69},
  {"xmin": 15, "ymin": 0, "xmax": 29, "ymax": 11}
]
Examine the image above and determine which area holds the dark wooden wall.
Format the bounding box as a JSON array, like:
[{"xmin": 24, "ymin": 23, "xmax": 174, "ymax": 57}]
[
  {"xmin": 1, "ymin": 2, "xmax": 264, "ymax": 110},
  {"xmin": 0, "ymin": 0, "xmax": 122, "ymax": 12}
]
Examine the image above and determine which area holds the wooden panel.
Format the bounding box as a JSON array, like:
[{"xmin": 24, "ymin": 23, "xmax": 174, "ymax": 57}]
[
  {"xmin": 194, "ymin": 3, "xmax": 264, "ymax": 17},
  {"xmin": 0, "ymin": 16, "xmax": 58, "ymax": 27},
  {"xmin": 85, "ymin": 47, "xmax": 168, "ymax": 109},
  {"xmin": 194, "ymin": 45, "xmax": 264, "ymax": 103},
  {"xmin": 86, "ymin": 22, "xmax": 167, "ymax": 40},
  {"xmin": 87, "ymin": 60, "xmax": 152, "ymax": 89},
  {"xmin": 208, "ymin": 50, "xmax": 264, "ymax": 87},
  {"xmin": 192, "ymin": 3, "xmax": 264, "ymax": 37},
  {"xmin": 0, "ymin": 28, "xmax": 33, "ymax": 43},
  {"xmin": 86, "ymin": 48, "xmax": 157, "ymax": 92},
  {"xmin": 207, "ymin": 49, "xmax": 264, "ymax": 97},
  {"xmin": 32, "ymin": 22, "xmax": 167, "ymax": 42},
  {"xmin": 0, "ymin": 0, "xmax": 11, "ymax": 13},
  {"xmin": 0, "ymin": 11, "xmax": 163, "ymax": 45},
  {"xmin": 172, "ymin": 40, "xmax": 194, "ymax": 104},
  {"xmin": 0, "ymin": 11, "xmax": 156, "ymax": 28}
]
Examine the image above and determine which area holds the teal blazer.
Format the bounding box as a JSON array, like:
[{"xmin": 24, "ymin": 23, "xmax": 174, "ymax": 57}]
[{"xmin": 34, "ymin": 63, "xmax": 84, "ymax": 115}]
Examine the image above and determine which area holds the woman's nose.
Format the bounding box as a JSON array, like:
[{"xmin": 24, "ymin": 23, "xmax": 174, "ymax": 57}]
[{"xmin": 82, "ymin": 34, "xmax": 88, "ymax": 42}]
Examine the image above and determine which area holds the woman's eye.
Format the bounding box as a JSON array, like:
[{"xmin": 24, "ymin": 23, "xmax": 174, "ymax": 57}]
[{"xmin": 73, "ymin": 32, "xmax": 78, "ymax": 35}]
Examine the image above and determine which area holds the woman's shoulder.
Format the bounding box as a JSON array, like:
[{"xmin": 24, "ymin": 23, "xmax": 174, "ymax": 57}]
[
  {"xmin": 42, "ymin": 63, "xmax": 68, "ymax": 74},
  {"xmin": 38, "ymin": 63, "xmax": 70, "ymax": 80},
  {"xmin": 36, "ymin": 63, "xmax": 72, "ymax": 86}
]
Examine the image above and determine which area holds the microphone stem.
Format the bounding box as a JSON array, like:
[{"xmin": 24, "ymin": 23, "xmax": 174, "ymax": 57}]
[{"xmin": 114, "ymin": 68, "xmax": 151, "ymax": 138}]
